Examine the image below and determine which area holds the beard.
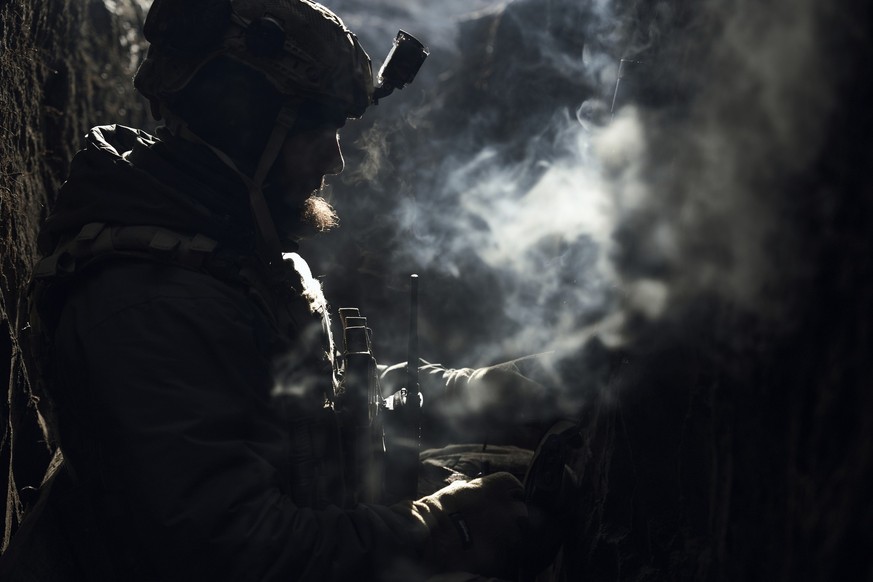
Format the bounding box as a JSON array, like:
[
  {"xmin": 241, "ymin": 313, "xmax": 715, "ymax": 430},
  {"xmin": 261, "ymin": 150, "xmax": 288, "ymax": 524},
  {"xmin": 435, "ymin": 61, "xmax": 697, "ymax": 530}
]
[
  {"xmin": 301, "ymin": 192, "xmax": 339, "ymax": 232},
  {"xmin": 264, "ymin": 178, "xmax": 340, "ymax": 247}
]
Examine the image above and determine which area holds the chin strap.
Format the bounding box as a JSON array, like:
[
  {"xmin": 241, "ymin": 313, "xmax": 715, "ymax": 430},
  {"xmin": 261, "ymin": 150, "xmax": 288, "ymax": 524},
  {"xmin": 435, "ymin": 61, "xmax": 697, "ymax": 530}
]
[{"xmin": 163, "ymin": 107, "xmax": 296, "ymax": 270}]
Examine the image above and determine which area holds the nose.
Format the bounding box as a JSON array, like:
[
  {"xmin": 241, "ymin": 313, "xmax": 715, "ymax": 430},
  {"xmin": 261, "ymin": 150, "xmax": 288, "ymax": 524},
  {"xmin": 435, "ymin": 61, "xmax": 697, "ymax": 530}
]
[{"xmin": 323, "ymin": 132, "xmax": 344, "ymax": 176}]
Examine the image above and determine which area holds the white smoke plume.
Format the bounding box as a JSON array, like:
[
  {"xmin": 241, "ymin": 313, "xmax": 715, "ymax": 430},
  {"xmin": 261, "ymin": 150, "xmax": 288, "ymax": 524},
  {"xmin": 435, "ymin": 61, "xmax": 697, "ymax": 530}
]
[
  {"xmin": 320, "ymin": 0, "xmax": 631, "ymax": 371},
  {"xmin": 318, "ymin": 0, "xmax": 838, "ymax": 377}
]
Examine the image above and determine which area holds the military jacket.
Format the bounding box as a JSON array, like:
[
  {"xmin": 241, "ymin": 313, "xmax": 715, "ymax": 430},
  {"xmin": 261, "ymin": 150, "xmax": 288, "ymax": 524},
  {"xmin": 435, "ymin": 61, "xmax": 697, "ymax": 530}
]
[{"xmin": 31, "ymin": 125, "xmax": 430, "ymax": 581}]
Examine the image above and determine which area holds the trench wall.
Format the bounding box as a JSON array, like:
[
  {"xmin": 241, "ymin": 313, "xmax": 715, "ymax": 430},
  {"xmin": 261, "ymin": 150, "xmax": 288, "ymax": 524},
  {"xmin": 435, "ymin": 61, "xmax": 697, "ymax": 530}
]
[{"xmin": 0, "ymin": 0, "xmax": 151, "ymax": 547}]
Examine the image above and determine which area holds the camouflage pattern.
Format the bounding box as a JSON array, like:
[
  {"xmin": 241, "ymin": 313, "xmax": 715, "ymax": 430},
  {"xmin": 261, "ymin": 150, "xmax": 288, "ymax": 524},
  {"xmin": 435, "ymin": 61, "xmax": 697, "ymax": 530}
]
[{"xmin": 134, "ymin": 0, "xmax": 374, "ymax": 119}]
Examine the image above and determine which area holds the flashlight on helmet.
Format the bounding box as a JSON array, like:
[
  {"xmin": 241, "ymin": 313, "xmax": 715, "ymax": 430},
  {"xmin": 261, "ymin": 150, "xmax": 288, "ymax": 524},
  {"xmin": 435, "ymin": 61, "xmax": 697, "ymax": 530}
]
[{"xmin": 373, "ymin": 31, "xmax": 429, "ymax": 104}]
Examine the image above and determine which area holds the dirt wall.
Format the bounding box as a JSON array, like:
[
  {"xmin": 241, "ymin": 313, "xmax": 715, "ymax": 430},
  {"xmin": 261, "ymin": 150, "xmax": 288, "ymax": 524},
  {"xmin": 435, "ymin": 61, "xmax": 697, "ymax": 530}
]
[{"xmin": 0, "ymin": 0, "xmax": 151, "ymax": 548}]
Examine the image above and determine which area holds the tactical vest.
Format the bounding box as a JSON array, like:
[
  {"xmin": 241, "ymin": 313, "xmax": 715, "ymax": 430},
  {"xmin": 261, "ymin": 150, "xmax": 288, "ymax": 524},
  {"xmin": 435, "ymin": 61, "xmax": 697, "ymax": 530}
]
[{"xmin": 32, "ymin": 220, "xmax": 348, "ymax": 504}]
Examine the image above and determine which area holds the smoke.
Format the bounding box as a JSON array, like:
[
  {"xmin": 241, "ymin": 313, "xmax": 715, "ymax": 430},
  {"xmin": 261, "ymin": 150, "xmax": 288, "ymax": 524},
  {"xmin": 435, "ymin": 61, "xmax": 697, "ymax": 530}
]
[
  {"xmin": 398, "ymin": 106, "xmax": 632, "ymax": 360},
  {"xmin": 328, "ymin": 0, "xmax": 503, "ymax": 64},
  {"xmin": 606, "ymin": 0, "xmax": 837, "ymax": 344},
  {"xmin": 321, "ymin": 0, "xmax": 632, "ymax": 367},
  {"xmin": 102, "ymin": 0, "xmax": 150, "ymax": 72},
  {"xmin": 315, "ymin": 0, "xmax": 842, "ymax": 418}
]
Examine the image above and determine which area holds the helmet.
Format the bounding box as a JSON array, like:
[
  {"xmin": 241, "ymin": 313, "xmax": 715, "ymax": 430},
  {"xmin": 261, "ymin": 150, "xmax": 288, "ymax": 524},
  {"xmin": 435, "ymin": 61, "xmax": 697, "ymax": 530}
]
[
  {"xmin": 132, "ymin": 0, "xmax": 426, "ymax": 270},
  {"xmin": 134, "ymin": 0, "xmax": 374, "ymax": 121}
]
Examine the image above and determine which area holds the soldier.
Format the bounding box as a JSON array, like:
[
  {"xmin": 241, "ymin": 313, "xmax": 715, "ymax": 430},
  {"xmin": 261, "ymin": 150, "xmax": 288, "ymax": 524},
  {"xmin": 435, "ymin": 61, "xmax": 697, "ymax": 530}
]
[{"xmin": 0, "ymin": 1, "xmax": 535, "ymax": 580}]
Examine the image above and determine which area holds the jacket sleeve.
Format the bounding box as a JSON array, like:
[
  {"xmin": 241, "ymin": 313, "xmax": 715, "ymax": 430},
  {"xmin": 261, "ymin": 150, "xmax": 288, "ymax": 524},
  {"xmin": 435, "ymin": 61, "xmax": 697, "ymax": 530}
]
[{"xmin": 53, "ymin": 263, "xmax": 432, "ymax": 582}]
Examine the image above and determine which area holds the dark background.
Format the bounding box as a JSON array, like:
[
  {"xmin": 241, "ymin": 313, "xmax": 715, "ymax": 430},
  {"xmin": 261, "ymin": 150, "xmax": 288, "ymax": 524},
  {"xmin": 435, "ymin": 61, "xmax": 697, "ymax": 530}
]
[{"xmin": 2, "ymin": 0, "xmax": 871, "ymax": 579}]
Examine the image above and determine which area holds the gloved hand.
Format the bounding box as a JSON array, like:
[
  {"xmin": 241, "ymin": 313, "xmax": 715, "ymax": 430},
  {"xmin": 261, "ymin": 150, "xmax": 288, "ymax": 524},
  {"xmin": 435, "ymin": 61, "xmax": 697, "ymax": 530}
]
[
  {"xmin": 411, "ymin": 472, "xmax": 528, "ymax": 580},
  {"xmin": 381, "ymin": 360, "xmax": 547, "ymax": 418}
]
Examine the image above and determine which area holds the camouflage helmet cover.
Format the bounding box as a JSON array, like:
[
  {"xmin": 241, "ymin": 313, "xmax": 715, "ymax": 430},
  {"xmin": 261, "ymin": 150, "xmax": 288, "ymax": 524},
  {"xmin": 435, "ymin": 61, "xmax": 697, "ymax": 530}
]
[{"xmin": 134, "ymin": 0, "xmax": 374, "ymax": 119}]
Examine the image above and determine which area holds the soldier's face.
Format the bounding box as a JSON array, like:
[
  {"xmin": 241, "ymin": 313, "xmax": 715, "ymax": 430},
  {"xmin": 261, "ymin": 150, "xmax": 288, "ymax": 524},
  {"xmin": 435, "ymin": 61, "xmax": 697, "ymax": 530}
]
[
  {"xmin": 274, "ymin": 125, "xmax": 344, "ymax": 202},
  {"xmin": 266, "ymin": 123, "xmax": 345, "ymax": 236}
]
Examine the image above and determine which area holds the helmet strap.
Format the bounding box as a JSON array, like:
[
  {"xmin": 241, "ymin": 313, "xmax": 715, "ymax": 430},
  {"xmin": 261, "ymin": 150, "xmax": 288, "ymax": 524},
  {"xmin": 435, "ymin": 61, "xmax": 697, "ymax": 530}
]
[
  {"xmin": 247, "ymin": 122, "xmax": 288, "ymax": 268},
  {"xmin": 162, "ymin": 107, "xmax": 295, "ymax": 270}
]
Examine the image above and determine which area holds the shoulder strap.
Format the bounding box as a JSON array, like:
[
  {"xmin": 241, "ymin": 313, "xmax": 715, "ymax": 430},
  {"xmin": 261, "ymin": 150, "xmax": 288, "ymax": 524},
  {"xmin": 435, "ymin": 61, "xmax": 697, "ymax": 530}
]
[
  {"xmin": 29, "ymin": 222, "xmax": 223, "ymax": 346},
  {"xmin": 32, "ymin": 222, "xmax": 219, "ymax": 281},
  {"xmin": 30, "ymin": 222, "xmax": 329, "ymax": 356}
]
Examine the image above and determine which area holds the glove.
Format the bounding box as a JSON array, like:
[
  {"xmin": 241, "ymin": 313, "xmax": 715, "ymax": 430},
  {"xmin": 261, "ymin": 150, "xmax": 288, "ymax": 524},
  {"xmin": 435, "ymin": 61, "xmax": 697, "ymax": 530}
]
[
  {"xmin": 381, "ymin": 360, "xmax": 547, "ymax": 419},
  {"xmin": 411, "ymin": 472, "xmax": 528, "ymax": 580}
]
